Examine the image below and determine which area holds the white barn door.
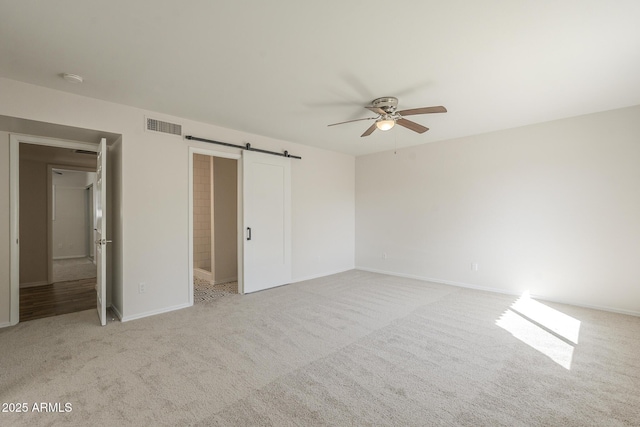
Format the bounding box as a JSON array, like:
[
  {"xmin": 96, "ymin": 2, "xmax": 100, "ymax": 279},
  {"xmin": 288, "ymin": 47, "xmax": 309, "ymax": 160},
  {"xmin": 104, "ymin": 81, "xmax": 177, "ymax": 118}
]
[{"xmin": 242, "ymin": 150, "xmax": 291, "ymax": 293}]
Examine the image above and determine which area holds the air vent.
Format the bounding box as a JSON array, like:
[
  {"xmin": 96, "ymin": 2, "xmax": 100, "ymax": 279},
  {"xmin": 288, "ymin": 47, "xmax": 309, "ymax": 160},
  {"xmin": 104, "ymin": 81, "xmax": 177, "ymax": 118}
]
[{"xmin": 146, "ymin": 117, "xmax": 182, "ymax": 136}]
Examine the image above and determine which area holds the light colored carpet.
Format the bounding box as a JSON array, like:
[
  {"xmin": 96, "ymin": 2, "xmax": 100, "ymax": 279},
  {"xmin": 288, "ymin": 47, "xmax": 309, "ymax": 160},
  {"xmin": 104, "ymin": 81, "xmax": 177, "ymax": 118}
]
[
  {"xmin": 52, "ymin": 257, "xmax": 96, "ymax": 283},
  {"xmin": 1, "ymin": 270, "xmax": 639, "ymax": 426}
]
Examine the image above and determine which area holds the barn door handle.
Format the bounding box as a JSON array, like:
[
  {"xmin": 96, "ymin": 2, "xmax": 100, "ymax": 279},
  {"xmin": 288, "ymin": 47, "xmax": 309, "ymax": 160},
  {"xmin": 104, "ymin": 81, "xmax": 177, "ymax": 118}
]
[{"xmin": 247, "ymin": 227, "xmax": 252, "ymax": 241}]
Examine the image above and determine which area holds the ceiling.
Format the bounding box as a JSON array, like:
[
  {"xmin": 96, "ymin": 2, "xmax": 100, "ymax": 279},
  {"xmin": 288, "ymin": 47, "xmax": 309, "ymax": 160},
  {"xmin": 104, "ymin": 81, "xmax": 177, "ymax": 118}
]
[
  {"xmin": 1, "ymin": 1, "xmax": 639, "ymax": 156},
  {"xmin": 20, "ymin": 143, "xmax": 97, "ymax": 167}
]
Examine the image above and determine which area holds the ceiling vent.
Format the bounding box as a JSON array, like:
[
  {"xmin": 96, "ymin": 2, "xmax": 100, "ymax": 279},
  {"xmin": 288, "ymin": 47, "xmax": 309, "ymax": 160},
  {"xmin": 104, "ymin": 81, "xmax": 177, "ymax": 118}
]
[{"xmin": 146, "ymin": 117, "xmax": 182, "ymax": 136}]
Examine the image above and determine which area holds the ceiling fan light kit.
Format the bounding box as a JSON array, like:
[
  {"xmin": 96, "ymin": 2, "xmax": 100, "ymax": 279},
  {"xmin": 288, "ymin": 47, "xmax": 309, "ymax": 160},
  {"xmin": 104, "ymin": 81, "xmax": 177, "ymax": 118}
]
[
  {"xmin": 376, "ymin": 118, "xmax": 395, "ymax": 131},
  {"xmin": 328, "ymin": 96, "xmax": 447, "ymax": 137}
]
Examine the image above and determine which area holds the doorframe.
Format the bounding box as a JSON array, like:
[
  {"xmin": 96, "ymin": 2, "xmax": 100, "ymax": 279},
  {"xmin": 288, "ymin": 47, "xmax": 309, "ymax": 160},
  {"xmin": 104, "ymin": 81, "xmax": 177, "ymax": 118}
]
[
  {"xmin": 187, "ymin": 146, "xmax": 243, "ymax": 306},
  {"xmin": 9, "ymin": 134, "xmax": 99, "ymax": 326}
]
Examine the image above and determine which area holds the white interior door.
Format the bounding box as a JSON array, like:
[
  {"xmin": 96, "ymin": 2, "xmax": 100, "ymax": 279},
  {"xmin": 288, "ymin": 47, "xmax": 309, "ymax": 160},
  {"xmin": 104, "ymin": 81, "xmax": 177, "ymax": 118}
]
[
  {"xmin": 95, "ymin": 138, "xmax": 108, "ymax": 325},
  {"xmin": 243, "ymin": 150, "xmax": 291, "ymax": 293}
]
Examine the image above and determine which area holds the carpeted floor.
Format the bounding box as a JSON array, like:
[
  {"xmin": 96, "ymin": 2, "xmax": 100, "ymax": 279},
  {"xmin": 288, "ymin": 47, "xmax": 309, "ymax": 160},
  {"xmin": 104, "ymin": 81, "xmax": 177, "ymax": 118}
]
[{"xmin": 1, "ymin": 270, "xmax": 639, "ymax": 426}]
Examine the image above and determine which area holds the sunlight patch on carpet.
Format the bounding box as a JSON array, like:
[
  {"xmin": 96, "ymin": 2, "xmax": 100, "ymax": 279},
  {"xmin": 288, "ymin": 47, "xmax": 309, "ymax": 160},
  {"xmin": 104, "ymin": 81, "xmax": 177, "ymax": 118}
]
[{"xmin": 496, "ymin": 292, "xmax": 581, "ymax": 370}]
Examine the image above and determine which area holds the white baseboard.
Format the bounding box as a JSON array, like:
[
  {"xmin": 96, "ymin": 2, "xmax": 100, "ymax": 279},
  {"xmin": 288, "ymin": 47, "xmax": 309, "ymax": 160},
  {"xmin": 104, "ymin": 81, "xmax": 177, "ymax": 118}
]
[
  {"xmin": 193, "ymin": 268, "xmax": 212, "ymax": 281},
  {"xmin": 53, "ymin": 255, "xmax": 89, "ymax": 260},
  {"xmin": 120, "ymin": 302, "xmax": 191, "ymax": 323},
  {"xmin": 356, "ymin": 266, "xmax": 518, "ymax": 295},
  {"xmin": 194, "ymin": 270, "xmax": 238, "ymax": 285},
  {"xmin": 355, "ymin": 266, "xmax": 640, "ymax": 318},
  {"xmin": 214, "ymin": 276, "xmax": 238, "ymax": 285},
  {"xmin": 20, "ymin": 281, "xmax": 49, "ymax": 288},
  {"xmin": 528, "ymin": 296, "xmax": 640, "ymax": 318},
  {"xmin": 0, "ymin": 321, "xmax": 13, "ymax": 329},
  {"xmin": 110, "ymin": 304, "xmax": 123, "ymax": 321},
  {"xmin": 292, "ymin": 267, "xmax": 355, "ymax": 284}
]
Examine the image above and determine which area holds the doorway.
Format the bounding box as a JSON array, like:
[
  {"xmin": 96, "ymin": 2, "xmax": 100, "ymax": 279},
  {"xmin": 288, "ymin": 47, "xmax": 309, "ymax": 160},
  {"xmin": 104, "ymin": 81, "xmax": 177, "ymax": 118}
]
[
  {"xmin": 17, "ymin": 147, "xmax": 98, "ymax": 321},
  {"xmin": 187, "ymin": 145, "xmax": 293, "ymax": 305},
  {"xmin": 9, "ymin": 133, "xmax": 113, "ymax": 326},
  {"xmin": 51, "ymin": 167, "xmax": 97, "ymax": 283},
  {"xmin": 192, "ymin": 152, "xmax": 239, "ymax": 303}
]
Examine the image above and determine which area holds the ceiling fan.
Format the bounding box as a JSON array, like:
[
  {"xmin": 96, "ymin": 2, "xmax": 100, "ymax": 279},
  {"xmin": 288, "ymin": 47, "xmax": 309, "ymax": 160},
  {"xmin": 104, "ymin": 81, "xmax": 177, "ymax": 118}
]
[{"xmin": 327, "ymin": 97, "xmax": 447, "ymax": 137}]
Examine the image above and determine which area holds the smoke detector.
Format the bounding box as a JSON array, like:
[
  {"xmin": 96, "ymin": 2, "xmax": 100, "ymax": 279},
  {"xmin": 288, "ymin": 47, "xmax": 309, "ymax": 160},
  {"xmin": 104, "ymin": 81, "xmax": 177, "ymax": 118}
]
[{"xmin": 62, "ymin": 73, "xmax": 84, "ymax": 84}]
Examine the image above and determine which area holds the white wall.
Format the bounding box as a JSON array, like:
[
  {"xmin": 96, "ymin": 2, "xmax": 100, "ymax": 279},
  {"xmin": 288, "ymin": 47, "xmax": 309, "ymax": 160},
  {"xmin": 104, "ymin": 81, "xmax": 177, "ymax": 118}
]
[
  {"xmin": 53, "ymin": 169, "xmax": 93, "ymax": 187},
  {"xmin": 356, "ymin": 105, "xmax": 640, "ymax": 315},
  {"xmin": 0, "ymin": 77, "xmax": 355, "ymax": 324},
  {"xmin": 18, "ymin": 158, "xmax": 48, "ymax": 285},
  {"xmin": 292, "ymin": 146, "xmax": 354, "ymax": 281},
  {"xmin": 110, "ymin": 137, "xmax": 124, "ymax": 317},
  {"xmin": 52, "ymin": 187, "xmax": 86, "ymax": 258},
  {"xmin": 213, "ymin": 157, "xmax": 237, "ymax": 283},
  {"xmin": 52, "ymin": 170, "xmax": 95, "ymax": 259},
  {"xmin": 192, "ymin": 154, "xmax": 212, "ymax": 272}
]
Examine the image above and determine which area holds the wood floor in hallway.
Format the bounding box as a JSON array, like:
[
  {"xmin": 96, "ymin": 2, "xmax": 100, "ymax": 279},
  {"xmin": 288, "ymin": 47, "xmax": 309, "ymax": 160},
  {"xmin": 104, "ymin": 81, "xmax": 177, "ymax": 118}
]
[{"xmin": 19, "ymin": 278, "xmax": 96, "ymax": 322}]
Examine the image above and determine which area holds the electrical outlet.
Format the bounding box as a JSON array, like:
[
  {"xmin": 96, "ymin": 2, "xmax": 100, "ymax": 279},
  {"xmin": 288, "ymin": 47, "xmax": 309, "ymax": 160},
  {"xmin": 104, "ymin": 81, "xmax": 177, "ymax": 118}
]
[
  {"xmin": 472, "ymin": 263, "xmax": 479, "ymax": 272},
  {"xmin": 383, "ymin": 252, "xmax": 388, "ymax": 259},
  {"xmin": 139, "ymin": 282, "xmax": 146, "ymax": 293}
]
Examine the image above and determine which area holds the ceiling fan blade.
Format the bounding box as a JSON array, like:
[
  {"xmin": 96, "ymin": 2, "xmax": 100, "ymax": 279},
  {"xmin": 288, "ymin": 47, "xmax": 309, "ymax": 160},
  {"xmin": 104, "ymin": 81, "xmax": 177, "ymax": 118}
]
[
  {"xmin": 365, "ymin": 106, "xmax": 386, "ymax": 115},
  {"xmin": 327, "ymin": 117, "xmax": 377, "ymax": 127},
  {"xmin": 396, "ymin": 118, "xmax": 429, "ymax": 134},
  {"xmin": 397, "ymin": 106, "xmax": 447, "ymax": 116},
  {"xmin": 361, "ymin": 122, "xmax": 378, "ymax": 137}
]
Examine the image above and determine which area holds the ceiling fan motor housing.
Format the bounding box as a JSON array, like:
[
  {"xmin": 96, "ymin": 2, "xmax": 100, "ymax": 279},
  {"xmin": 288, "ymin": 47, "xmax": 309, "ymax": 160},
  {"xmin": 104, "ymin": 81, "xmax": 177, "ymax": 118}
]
[{"xmin": 371, "ymin": 97, "xmax": 398, "ymax": 113}]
